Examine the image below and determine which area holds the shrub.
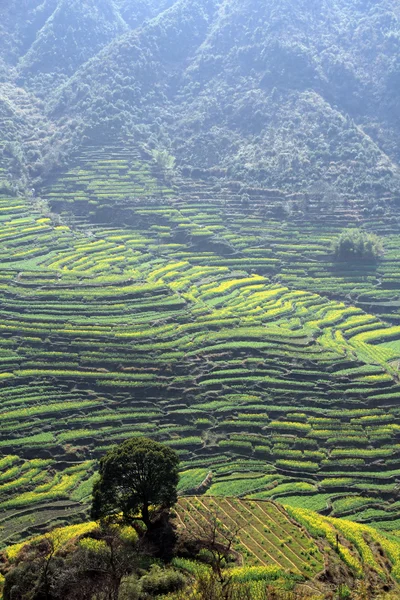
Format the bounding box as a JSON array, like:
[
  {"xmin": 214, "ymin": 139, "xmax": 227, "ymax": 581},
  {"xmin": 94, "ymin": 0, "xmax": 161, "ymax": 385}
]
[
  {"xmin": 139, "ymin": 565, "xmax": 186, "ymax": 596},
  {"xmin": 119, "ymin": 575, "xmax": 140, "ymax": 600},
  {"xmin": 151, "ymin": 149, "xmax": 176, "ymax": 171},
  {"xmin": 332, "ymin": 228, "xmax": 383, "ymax": 262}
]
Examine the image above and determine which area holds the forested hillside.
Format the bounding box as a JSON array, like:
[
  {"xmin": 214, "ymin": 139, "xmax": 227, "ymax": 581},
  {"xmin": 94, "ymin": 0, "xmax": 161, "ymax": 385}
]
[
  {"xmin": 2, "ymin": 1, "xmax": 400, "ymax": 595},
  {"xmin": 1, "ymin": 0, "xmax": 400, "ymax": 195}
]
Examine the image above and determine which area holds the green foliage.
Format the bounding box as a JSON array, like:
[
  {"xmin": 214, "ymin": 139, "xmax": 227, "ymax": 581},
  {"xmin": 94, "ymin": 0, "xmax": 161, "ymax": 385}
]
[
  {"xmin": 91, "ymin": 437, "xmax": 180, "ymax": 528},
  {"xmin": 151, "ymin": 149, "xmax": 176, "ymax": 172},
  {"xmin": 176, "ymin": 496, "xmax": 323, "ymax": 576},
  {"xmin": 4, "ymin": 499, "xmax": 400, "ymax": 597},
  {"xmin": 2, "ymin": 522, "xmax": 139, "ymax": 600},
  {"xmin": 333, "ymin": 229, "xmax": 384, "ymax": 262},
  {"xmin": 2, "ymin": 0, "xmax": 400, "ymax": 195},
  {"xmin": 139, "ymin": 565, "xmax": 186, "ymax": 596},
  {"xmin": 338, "ymin": 584, "xmax": 352, "ymax": 599}
]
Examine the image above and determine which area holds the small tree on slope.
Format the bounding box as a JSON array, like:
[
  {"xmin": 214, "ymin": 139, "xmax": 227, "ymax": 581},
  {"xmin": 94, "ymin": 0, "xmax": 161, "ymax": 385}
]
[{"xmin": 333, "ymin": 228, "xmax": 383, "ymax": 262}]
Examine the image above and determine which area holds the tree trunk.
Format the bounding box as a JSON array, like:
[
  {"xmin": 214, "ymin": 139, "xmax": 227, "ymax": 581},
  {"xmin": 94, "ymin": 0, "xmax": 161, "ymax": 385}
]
[
  {"xmin": 112, "ymin": 578, "xmax": 121, "ymax": 600},
  {"xmin": 142, "ymin": 502, "xmax": 151, "ymax": 529}
]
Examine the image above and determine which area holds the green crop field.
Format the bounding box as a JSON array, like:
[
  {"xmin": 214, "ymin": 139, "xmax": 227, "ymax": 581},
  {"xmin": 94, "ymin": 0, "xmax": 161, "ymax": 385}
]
[
  {"xmin": 2, "ymin": 146, "xmax": 400, "ymax": 547},
  {"xmin": 175, "ymin": 496, "xmax": 324, "ymax": 577}
]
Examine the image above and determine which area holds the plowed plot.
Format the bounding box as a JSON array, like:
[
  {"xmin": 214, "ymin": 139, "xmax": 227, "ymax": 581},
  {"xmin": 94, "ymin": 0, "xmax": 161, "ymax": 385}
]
[{"xmin": 175, "ymin": 497, "xmax": 323, "ymax": 577}]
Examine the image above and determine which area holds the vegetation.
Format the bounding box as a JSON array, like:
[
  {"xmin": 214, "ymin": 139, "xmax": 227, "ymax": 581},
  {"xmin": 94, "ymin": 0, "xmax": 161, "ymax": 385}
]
[
  {"xmin": 1, "ymin": 0, "xmax": 400, "ymax": 593},
  {"xmin": 1, "ymin": 1, "xmax": 400, "ymax": 195},
  {"xmin": 2, "ymin": 498, "xmax": 400, "ymax": 599},
  {"xmin": 333, "ymin": 229, "xmax": 384, "ymax": 262},
  {"xmin": 2, "ymin": 161, "xmax": 400, "ymax": 544},
  {"xmin": 91, "ymin": 438, "xmax": 179, "ymax": 529},
  {"xmin": 151, "ymin": 149, "xmax": 176, "ymax": 173},
  {"xmin": 2, "ymin": 523, "xmax": 141, "ymax": 600},
  {"xmin": 175, "ymin": 497, "xmax": 323, "ymax": 577}
]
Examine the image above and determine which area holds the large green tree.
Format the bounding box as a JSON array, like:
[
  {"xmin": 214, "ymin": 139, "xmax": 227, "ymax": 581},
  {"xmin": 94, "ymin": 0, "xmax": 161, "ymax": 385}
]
[
  {"xmin": 91, "ymin": 437, "xmax": 179, "ymax": 529},
  {"xmin": 333, "ymin": 228, "xmax": 384, "ymax": 262}
]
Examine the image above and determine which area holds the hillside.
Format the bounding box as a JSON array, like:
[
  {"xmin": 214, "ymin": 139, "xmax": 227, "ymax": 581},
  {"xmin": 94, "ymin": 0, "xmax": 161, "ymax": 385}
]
[
  {"xmin": 46, "ymin": 0, "xmax": 400, "ymax": 195},
  {"xmin": 1, "ymin": 0, "xmax": 400, "ymax": 590},
  {"xmin": 2, "ymin": 148, "xmax": 400, "ymax": 550},
  {"xmin": 1, "ymin": 0, "xmax": 400, "ymax": 195},
  {"xmin": 3, "ymin": 497, "xmax": 400, "ymax": 597}
]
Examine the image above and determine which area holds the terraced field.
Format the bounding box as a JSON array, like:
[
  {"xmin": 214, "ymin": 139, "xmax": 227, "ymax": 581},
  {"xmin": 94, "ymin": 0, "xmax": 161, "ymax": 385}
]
[
  {"xmin": 2, "ymin": 145, "xmax": 400, "ymax": 546},
  {"xmin": 175, "ymin": 496, "xmax": 400, "ymax": 586},
  {"xmin": 286, "ymin": 504, "xmax": 400, "ymax": 581},
  {"xmin": 4, "ymin": 498, "xmax": 400, "ymax": 595},
  {"xmin": 175, "ymin": 496, "xmax": 324, "ymax": 577}
]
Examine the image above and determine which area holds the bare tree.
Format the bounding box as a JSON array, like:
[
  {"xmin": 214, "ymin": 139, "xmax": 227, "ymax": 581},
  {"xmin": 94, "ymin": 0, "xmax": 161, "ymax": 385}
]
[
  {"xmin": 178, "ymin": 505, "xmax": 242, "ymax": 600},
  {"xmin": 200, "ymin": 510, "xmax": 241, "ymax": 587}
]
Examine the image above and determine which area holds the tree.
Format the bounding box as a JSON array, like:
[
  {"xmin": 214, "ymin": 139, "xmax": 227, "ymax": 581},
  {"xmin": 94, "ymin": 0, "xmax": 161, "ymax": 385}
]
[
  {"xmin": 332, "ymin": 228, "xmax": 383, "ymax": 262},
  {"xmin": 178, "ymin": 505, "xmax": 242, "ymax": 600},
  {"xmin": 151, "ymin": 149, "xmax": 176, "ymax": 172},
  {"xmin": 91, "ymin": 437, "xmax": 179, "ymax": 529},
  {"xmin": 2, "ymin": 535, "xmax": 62, "ymax": 600},
  {"xmin": 2, "ymin": 525, "xmax": 140, "ymax": 600}
]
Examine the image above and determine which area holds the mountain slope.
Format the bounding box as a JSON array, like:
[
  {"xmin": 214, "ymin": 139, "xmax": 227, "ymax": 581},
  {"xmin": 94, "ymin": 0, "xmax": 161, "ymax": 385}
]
[
  {"xmin": 0, "ymin": 0, "xmax": 59, "ymax": 66},
  {"xmin": 16, "ymin": 0, "xmax": 128, "ymax": 95},
  {"xmin": 38, "ymin": 0, "xmax": 400, "ymax": 196},
  {"xmin": 114, "ymin": 0, "xmax": 178, "ymax": 28},
  {"xmin": 0, "ymin": 83, "xmax": 54, "ymax": 188},
  {"xmin": 2, "ymin": 0, "xmax": 400, "ymax": 568},
  {"xmin": 3, "ymin": 498, "xmax": 400, "ymax": 597},
  {"xmin": 2, "ymin": 146, "xmax": 400, "ymax": 548}
]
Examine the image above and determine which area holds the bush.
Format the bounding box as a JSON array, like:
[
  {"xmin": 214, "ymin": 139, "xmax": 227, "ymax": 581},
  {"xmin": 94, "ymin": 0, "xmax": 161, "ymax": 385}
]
[
  {"xmin": 119, "ymin": 574, "xmax": 140, "ymax": 600},
  {"xmin": 151, "ymin": 149, "xmax": 176, "ymax": 171},
  {"xmin": 332, "ymin": 228, "xmax": 383, "ymax": 262},
  {"xmin": 338, "ymin": 583, "xmax": 352, "ymax": 599},
  {"xmin": 139, "ymin": 565, "xmax": 186, "ymax": 597}
]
